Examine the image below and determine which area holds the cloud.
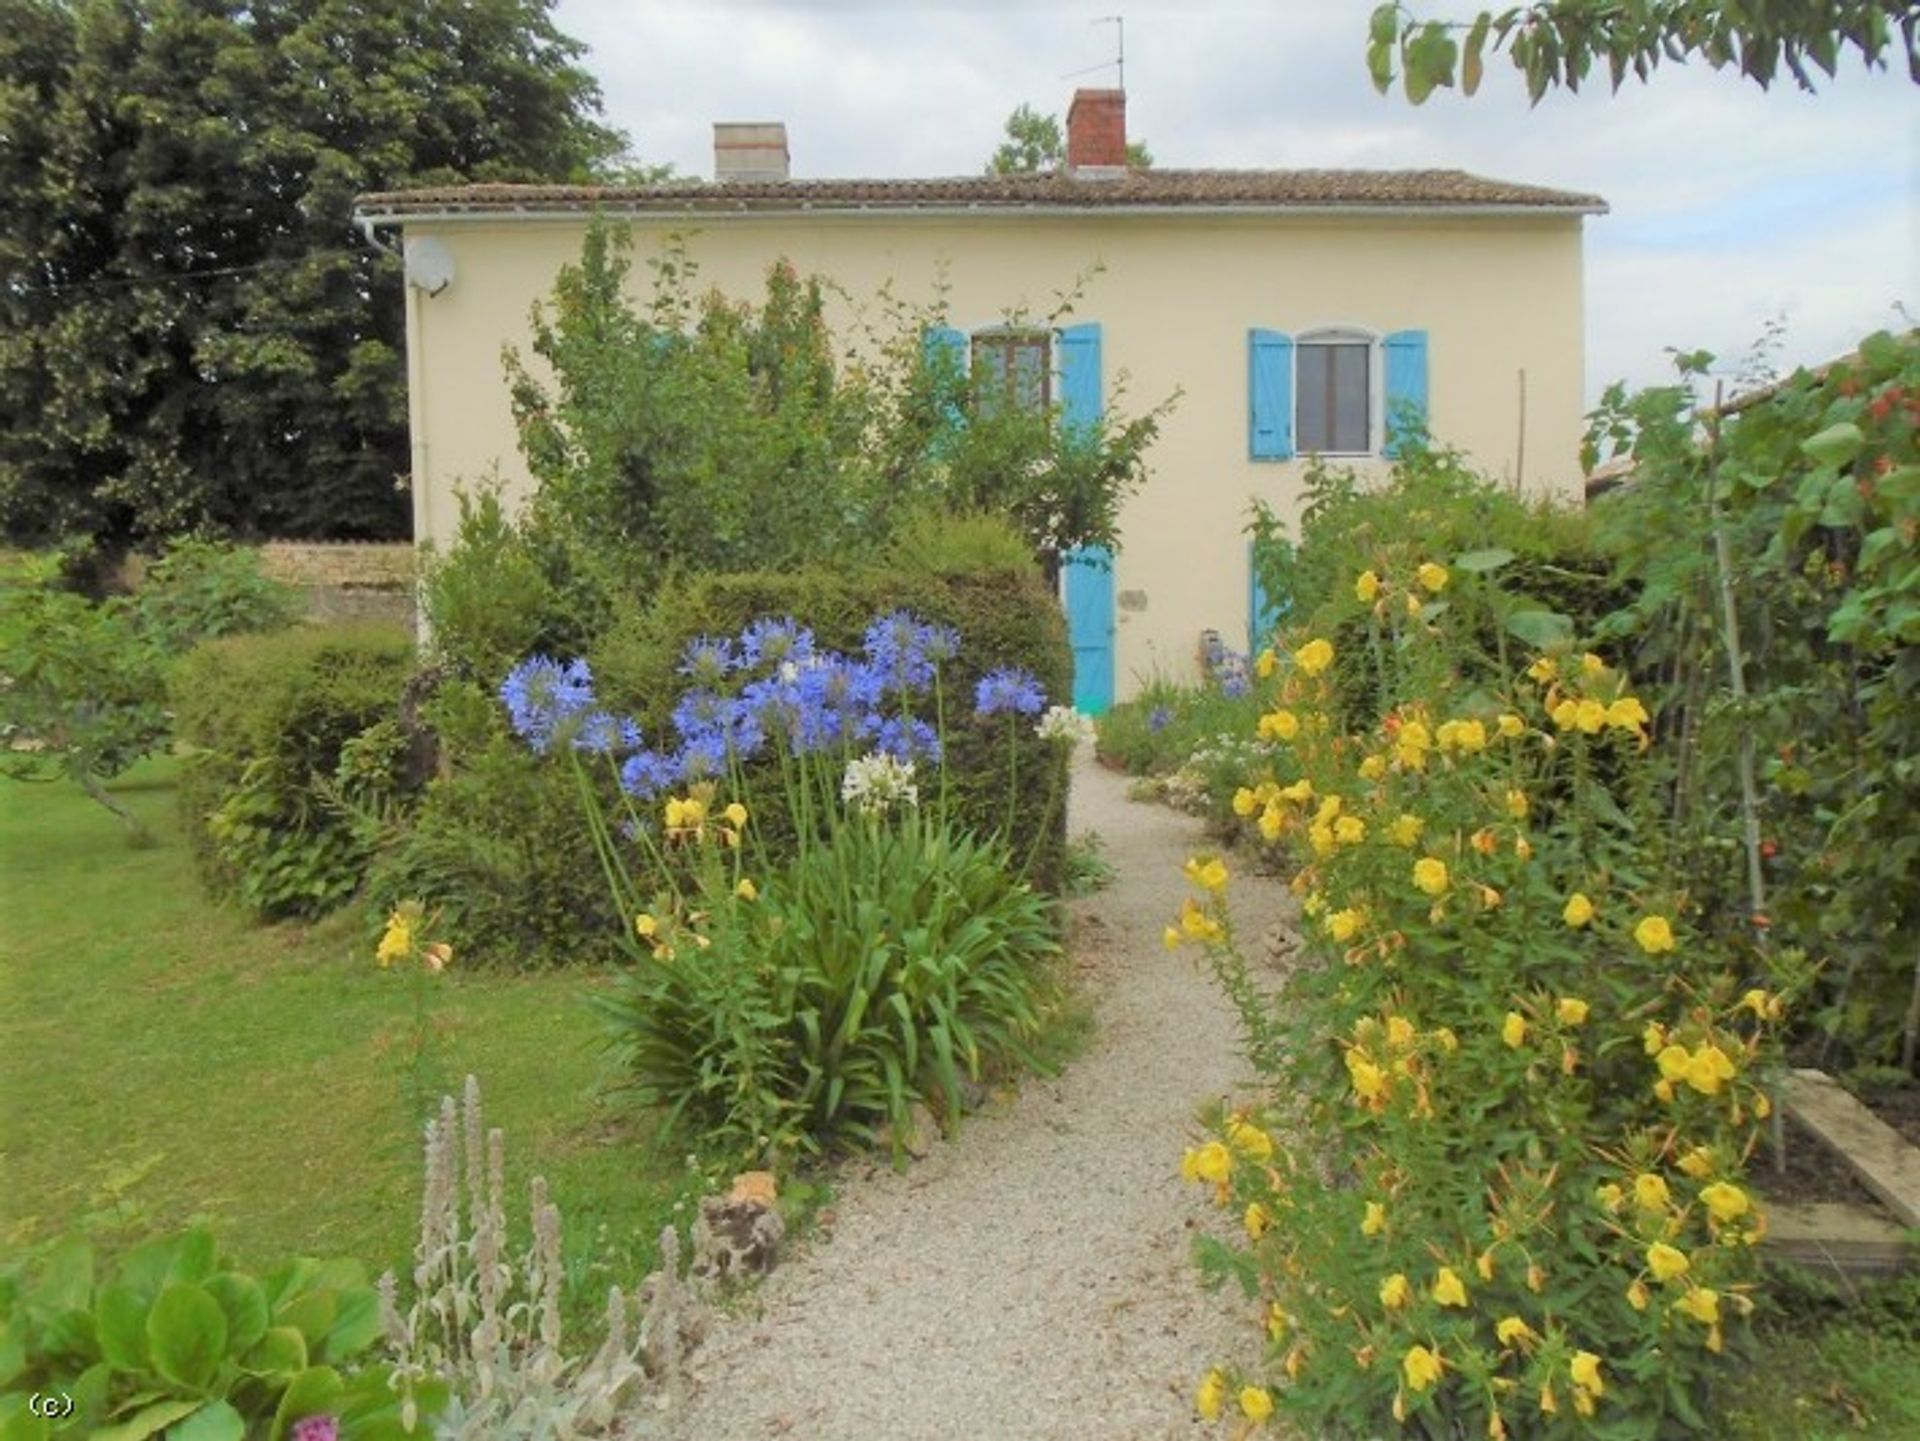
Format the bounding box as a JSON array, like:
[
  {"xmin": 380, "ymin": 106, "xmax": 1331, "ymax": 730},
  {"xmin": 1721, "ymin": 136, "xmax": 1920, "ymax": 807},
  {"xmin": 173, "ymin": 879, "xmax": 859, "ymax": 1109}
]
[{"xmin": 555, "ymin": 0, "xmax": 1917, "ymax": 400}]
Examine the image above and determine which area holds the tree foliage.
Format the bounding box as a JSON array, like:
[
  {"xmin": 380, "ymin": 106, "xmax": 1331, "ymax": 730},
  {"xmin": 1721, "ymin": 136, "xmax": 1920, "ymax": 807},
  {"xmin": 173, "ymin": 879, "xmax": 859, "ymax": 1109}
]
[
  {"xmin": 0, "ymin": 0, "xmax": 630, "ymax": 554},
  {"xmin": 1367, "ymin": 1, "xmax": 1919, "ymax": 104},
  {"xmin": 985, "ymin": 102, "xmax": 1153, "ymax": 172}
]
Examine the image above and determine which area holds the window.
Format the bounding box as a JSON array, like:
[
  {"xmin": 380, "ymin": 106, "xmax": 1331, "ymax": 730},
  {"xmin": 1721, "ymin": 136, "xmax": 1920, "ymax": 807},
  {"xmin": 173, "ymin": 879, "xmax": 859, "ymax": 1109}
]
[
  {"xmin": 971, "ymin": 329, "xmax": 1051, "ymax": 415},
  {"xmin": 1296, "ymin": 334, "xmax": 1372, "ymax": 455}
]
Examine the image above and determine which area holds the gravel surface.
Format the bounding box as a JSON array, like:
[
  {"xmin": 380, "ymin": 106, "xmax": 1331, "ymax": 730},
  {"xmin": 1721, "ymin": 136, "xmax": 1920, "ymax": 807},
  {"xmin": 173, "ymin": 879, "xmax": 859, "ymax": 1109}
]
[{"xmin": 657, "ymin": 756, "xmax": 1298, "ymax": 1441}]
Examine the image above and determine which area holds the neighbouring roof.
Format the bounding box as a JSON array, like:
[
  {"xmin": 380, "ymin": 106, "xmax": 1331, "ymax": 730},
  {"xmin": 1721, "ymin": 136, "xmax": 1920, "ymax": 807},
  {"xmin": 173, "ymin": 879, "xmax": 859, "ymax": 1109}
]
[{"xmin": 354, "ymin": 169, "xmax": 1607, "ymax": 220}]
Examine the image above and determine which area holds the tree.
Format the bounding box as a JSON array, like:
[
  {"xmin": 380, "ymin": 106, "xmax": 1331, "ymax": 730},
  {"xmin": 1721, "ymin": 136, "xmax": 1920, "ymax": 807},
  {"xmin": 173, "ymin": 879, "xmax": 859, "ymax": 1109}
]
[
  {"xmin": 1367, "ymin": 1, "xmax": 1919, "ymax": 104},
  {"xmin": 0, "ymin": 0, "xmax": 634, "ymax": 555},
  {"xmin": 985, "ymin": 103, "xmax": 1153, "ymax": 173}
]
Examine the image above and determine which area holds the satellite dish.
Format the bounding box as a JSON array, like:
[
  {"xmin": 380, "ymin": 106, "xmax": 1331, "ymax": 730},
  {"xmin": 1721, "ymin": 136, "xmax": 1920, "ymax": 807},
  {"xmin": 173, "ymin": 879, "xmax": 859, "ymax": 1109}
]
[{"xmin": 404, "ymin": 237, "xmax": 455, "ymax": 296}]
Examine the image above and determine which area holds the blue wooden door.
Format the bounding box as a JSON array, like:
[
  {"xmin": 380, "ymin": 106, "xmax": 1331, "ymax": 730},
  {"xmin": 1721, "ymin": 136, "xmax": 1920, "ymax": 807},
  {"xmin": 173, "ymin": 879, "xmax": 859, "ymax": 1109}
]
[{"xmin": 1057, "ymin": 323, "xmax": 1113, "ymax": 713}]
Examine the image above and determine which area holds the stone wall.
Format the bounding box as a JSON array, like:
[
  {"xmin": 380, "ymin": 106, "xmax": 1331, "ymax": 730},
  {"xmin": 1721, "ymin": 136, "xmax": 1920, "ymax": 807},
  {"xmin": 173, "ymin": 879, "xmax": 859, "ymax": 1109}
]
[{"xmin": 256, "ymin": 541, "xmax": 416, "ymax": 628}]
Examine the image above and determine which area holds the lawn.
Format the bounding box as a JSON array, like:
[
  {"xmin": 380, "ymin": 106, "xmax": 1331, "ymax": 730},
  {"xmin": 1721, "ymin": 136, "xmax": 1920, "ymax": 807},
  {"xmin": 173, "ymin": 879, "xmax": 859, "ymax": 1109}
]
[{"xmin": 0, "ymin": 758, "xmax": 698, "ymax": 1303}]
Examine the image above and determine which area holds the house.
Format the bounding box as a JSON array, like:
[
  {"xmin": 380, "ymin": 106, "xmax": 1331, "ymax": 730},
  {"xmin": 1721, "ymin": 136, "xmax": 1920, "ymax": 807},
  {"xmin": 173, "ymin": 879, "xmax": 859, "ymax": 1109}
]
[{"xmin": 354, "ymin": 90, "xmax": 1605, "ymax": 712}]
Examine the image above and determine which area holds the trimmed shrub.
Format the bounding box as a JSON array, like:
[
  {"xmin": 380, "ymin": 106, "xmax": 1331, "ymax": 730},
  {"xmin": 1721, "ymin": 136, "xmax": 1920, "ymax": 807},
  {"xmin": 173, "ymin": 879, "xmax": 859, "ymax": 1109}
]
[{"xmin": 173, "ymin": 623, "xmax": 416, "ymax": 917}]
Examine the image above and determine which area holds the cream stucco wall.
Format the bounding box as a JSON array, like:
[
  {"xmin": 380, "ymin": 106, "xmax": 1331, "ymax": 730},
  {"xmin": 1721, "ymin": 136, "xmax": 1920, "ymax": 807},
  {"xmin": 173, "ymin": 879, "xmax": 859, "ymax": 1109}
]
[{"xmin": 399, "ymin": 210, "xmax": 1586, "ymax": 701}]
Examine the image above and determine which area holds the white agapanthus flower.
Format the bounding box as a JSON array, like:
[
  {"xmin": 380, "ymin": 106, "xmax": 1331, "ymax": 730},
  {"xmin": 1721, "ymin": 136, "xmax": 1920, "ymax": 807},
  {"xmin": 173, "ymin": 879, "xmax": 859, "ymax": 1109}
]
[
  {"xmin": 1034, "ymin": 704, "xmax": 1096, "ymax": 747},
  {"xmin": 841, "ymin": 752, "xmax": 920, "ymax": 816}
]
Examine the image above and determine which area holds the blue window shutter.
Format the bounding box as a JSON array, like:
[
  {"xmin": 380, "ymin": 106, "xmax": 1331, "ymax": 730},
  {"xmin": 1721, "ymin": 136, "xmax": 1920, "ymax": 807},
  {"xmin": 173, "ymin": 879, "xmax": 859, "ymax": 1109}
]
[
  {"xmin": 1248, "ymin": 541, "xmax": 1285, "ymax": 653},
  {"xmin": 1249, "ymin": 329, "xmax": 1294, "ymax": 460},
  {"xmin": 1063, "ymin": 546, "xmax": 1115, "ymax": 714},
  {"xmin": 1057, "ymin": 322, "xmax": 1102, "ymax": 441},
  {"xmin": 1383, "ymin": 329, "xmax": 1430, "ymax": 459},
  {"xmin": 922, "ymin": 324, "xmax": 968, "ymax": 448}
]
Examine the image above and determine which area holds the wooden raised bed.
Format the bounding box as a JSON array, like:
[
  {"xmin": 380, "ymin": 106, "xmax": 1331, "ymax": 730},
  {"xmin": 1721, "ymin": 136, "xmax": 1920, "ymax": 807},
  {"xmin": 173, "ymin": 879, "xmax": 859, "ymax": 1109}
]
[{"xmin": 1758, "ymin": 1069, "xmax": 1919, "ymax": 1279}]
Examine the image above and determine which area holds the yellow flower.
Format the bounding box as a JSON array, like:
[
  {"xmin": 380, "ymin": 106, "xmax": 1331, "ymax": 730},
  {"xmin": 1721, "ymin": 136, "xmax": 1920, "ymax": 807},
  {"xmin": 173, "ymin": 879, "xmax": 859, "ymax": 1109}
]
[
  {"xmin": 1633, "ymin": 1172, "xmax": 1671, "ymax": 1212},
  {"xmin": 1403, "ymin": 1345, "xmax": 1443, "ymax": 1393},
  {"xmin": 1244, "ymin": 1203, "xmax": 1272, "ymax": 1239},
  {"xmin": 724, "ymin": 801, "xmax": 749, "ymax": 828},
  {"xmin": 1496, "ymin": 1316, "xmax": 1536, "ymax": 1348},
  {"xmin": 1647, "ymin": 1241, "xmax": 1690, "ymax": 1283},
  {"xmin": 1550, "ymin": 698, "xmax": 1580, "ymax": 730},
  {"xmin": 1676, "ymin": 1287, "xmax": 1722, "ymax": 1326},
  {"xmin": 1685, "ymin": 1044, "xmax": 1737, "ymax": 1096},
  {"xmin": 1434, "ymin": 1027, "xmax": 1459, "ymax": 1053},
  {"xmin": 1574, "ymin": 697, "xmax": 1608, "ymax": 733},
  {"xmin": 1257, "ymin": 708, "xmax": 1301, "ymax": 743},
  {"xmin": 1413, "ymin": 857, "xmax": 1450, "ymax": 896},
  {"xmin": 1279, "ymin": 778, "xmax": 1314, "ymax": 804},
  {"xmin": 1267, "ymin": 1302, "xmax": 1290, "ymax": 1342},
  {"xmin": 1505, "ymin": 789, "xmax": 1530, "ymax": 820},
  {"xmin": 1699, "ymin": 1180, "xmax": 1751, "ymax": 1224},
  {"xmin": 1432, "ymin": 1267, "xmax": 1468, "ymax": 1308},
  {"xmin": 1417, "ymin": 561, "xmax": 1450, "ymax": 593},
  {"xmin": 734, "ymin": 877, "xmax": 758, "ymax": 902},
  {"xmin": 1356, "ymin": 569, "xmax": 1382, "ymax": 602},
  {"xmin": 1643, "ymin": 1021, "xmax": 1668, "ymax": 1055},
  {"xmin": 1191, "ymin": 1141, "xmax": 1233, "ymax": 1184},
  {"xmin": 1195, "ymin": 1368, "xmax": 1226, "ymax": 1421},
  {"xmin": 1257, "ymin": 806, "xmax": 1285, "ymax": 842},
  {"xmin": 376, "ymin": 910, "xmax": 414, "ymax": 968},
  {"xmin": 1570, "ymin": 1351, "xmax": 1605, "ymax": 1397},
  {"xmin": 1295, "ymin": 638, "xmax": 1335, "ymax": 676},
  {"xmin": 1308, "ymin": 823, "xmax": 1337, "ymax": 857},
  {"xmin": 1380, "ymin": 1273, "xmax": 1412, "ymax": 1310},
  {"xmin": 1386, "ymin": 1015, "xmax": 1416, "ymax": 1049},
  {"xmin": 1678, "ymin": 1147, "xmax": 1716, "ymax": 1180},
  {"xmin": 1454, "ymin": 719, "xmax": 1488, "ymax": 753},
  {"xmin": 1476, "ymin": 1247, "xmax": 1496, "ymax": 1282},
  {"xmin": 1362, "ymin": 1200, "xmax": 1387, "ymax": 1237},
  {"xmin": 1656, "ymin": 1044, "xmax": 1692, "ymax": 1081},
  {"xmin": 1634, "ymin": 914, "xmax": 1676, "ymax": 953},
  {"xmin": 635, "ymin": 912, "xmax": 659, "ymax": 939},
  {"xmin": 1580, "ymin": 651, "xmax": 1608, "ymax": 677},
  {"xmin": 1502, "ymin": 1012, "xmax": 1529, "ymax": 1049},
  {"xmin": 1562, "ymin": 892, "xmax": 1596, "ymax": 928},
  {"xmin": 1556, "ymin": 996, "xmax": 1590, "ymax": 1026},
  {"xmin": 1497, "ymin": 712, "xmax": 1526, "ymax": 739},
  {"xmin": 1184, "ymin": 856, "xmax": 1230, "ymax": 892},
  {"xmin": 1538, "ymin": 1383, "xmax": 1558, "ymax": 1417},
  {"xmin": 1162, "ymin": 925, "xmax": 1182, "ymax": 952},
  {"xmin": 1255, "ymin": 648, "xmax": 1278, "ymax": 679},
  {"xmin": 1594, "ymin": 1182, "xmax": 1624, "ymax": 1214},
  {"xmin": 1334, "ymin": 816, "xmax": 1367, "ymax": 846},
  {"xmin": 1227, "ymin": 1117, "xmax": 1274, "ymax": 1161},
  {"xmin": 1405, "ymin": 592, "xmax": 1423, "ymax": 617},
  {"xmin": 1741, "ymin": 987, "xmax": 1785, "ymax": 1021},
  {"xmin": 1348, "ymin": 1056, "xmax": 1389, "ymax": 1103},
  {"xmin": 1359, "ymin": 754, "xmax": 1387, "ymax": 781},
  {"xmin": 1527, "ymin": 656, "xmax": 1559, "ymax": 684},
  {"xmin": 1239, "ymin": 1386, "xmax": 1274, "ymax": 1424},
  {"xmin": 1389, "ymin": 813, "xmax": 1426, "ymax": 847},
  {"xmin": 1326, "ymin": 908, "xmax": 1363, "ymax": 943},
  {"xmin": 1606, "ymin": 697, "xmax": 1650, "ymax": 732},
  {"xmin": 1627, "ymin": 1278, "xmax": 1651, "ymax": 1311},
  {"xmin": 1179, "ymin": 897, "xmax": 1223, "ymax": 943},
  {"xmin": 1232, "ymin": 787, "xmax": 1259, "ymax": 817}
]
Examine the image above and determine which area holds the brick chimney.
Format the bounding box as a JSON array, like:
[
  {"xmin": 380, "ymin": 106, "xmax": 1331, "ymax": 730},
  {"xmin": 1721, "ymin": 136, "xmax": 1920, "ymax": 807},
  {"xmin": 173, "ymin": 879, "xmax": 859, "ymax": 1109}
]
[
  {"xmin": 713, "ymin": 122, "xmax": 790, "ymax": 182},
  {"xmin": 1065, "ymin": 89, "xmax": 1127, "ymax": 170}
]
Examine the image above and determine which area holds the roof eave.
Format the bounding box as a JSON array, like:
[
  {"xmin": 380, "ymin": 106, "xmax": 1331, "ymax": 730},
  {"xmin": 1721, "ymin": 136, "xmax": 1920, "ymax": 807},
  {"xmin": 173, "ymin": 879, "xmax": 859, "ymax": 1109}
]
[{"xmin": 353, "ymin": 198, "xmax": 1608, "ymax": 225}]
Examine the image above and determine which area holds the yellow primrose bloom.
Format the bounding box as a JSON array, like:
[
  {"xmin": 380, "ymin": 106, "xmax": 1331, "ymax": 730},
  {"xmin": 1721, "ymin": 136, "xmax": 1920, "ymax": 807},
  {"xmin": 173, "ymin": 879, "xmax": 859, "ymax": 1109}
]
[
  {"xmin": 1634, "ymin": 915, "xmax": 1677, "ymax": 954},
  {"xmin": 1575, "ymin": 697, "xmax": 1608, "ymax": 733},
  {"xmin": 1363, "ymin": 1201, "xmax": 1387, "ymax": 1237},
  {"xmin": 1162, "ymin": 926, "xmax": 1182, "ymax": 952},
  {"xmin": 1678, "ymin": 1147, "xmax": 1716, "ymax": 1180},
  {"xmin": 635, "ymin": 912, "xmax": 659, "ymax": 939},
  {"xmin": 1403, "ymin": 1345, "xmax": 1443, "ymax": 1393},
  {"xmin": 1239, "ymin": 1386, "xmax": 1274, "ymax": 1424},
  {"xmin": 1432, "ymin": 1267, "xmax": 1469, "ymax": 1308},
  {"xmin": 1295, "ymin": 638, "xmax": 1335, "ymax": 676},
  {"xmin": 1389, "ymin": 813, "xmax": 1426, "ymax": 847},
  {"xmin": 1227, "ymin": 1117, "xmax": 1274, "ymax": 1161},
  {"xmin": 1308, "ymin": 824, "xmax": 1337, "ymax": 857},
  {"xmin": 1606, "ymin": 696, "xmax": 1650, "ymax": 732},
  {"xmin": 1550, "ymin": 698, "xmax": 1580, "ymax": 730},
  {"xmin": 1562, "ymin": 892, "xmax": 1596, "ymax": 927},
  {"xmin": 1413, "ymin": 857, "xmax": 1450, "ymax": 896},
  {"xmin": 1348, "ymin": 1056, "xmax": 1389, "ymax": 1103},
  {"xmin": 1417, "ymin": 561, "xmax": 1450, "ymax": 593},
  {"xmin": 1527, "ymin": 656, "xmax": 1559, "ymax": 684},
  {"xmin": 1594, "ymin": 1182, "xmax": 1625, "ymax": 1214},
  {"xmin": 376, "ymin": 911, "xmax": 415, "ymax": 968},
  {"xmin": 1279, "ymin": 777, "xmax": 1314, "ymax": 804},
  {"xmin": 1496, "ymin": 1316, "xmax": 1536, "ymax": 1348},
  {"xmin": 1359, "ymin": 754, "xmax": 1387, "ymax": 781},
  {"xmin": 1643, "ymin": 1021, "xmax": 1668, "ymax": 1055},
  {"xmin": 1505, "ymin": 789, "xmax": 1530, "ymax": 820},
  {"xmin": 1245, "ymin": 1203, "xmax": 1272, "ymax": 1240},
  {"xmin": 1497, "ymin": 712, "xmax": 1526, "ymax": 739},
  {"xmin": 1386, "ymin": 1015, "xmax": 1416, "ymax": 1049},
  {"xmin": 1267, "ymin": 1302, "xmax": 1290, "ymax": 1342},
  {"xmin": 1538, "ymin": 1383, "xmax": 1558, "ymax": 1417},
  {"xmin": 1195, "ymin": 1368, "xmax": 1226, "ymax": 1421},
  {"xmin": 1685, "ymin": 1044, "xmax": 1737, "ymax": 1095},
  {"xmin": 1502, "ymin": 1012, "xmax": 1529, "ymax": 1049},
  {"xmin": 1453, "ymin": 719, "xmax": 1488, "ymax": 753},
  {"xmin": 1191, "ymin": 1141, "xmax": 1233, "ymax": 1184},
  {"xmin": 724, "ymin": 801, "xmax": 749, "ymax": 827},
  {"xmin": 1647, "ymin": 1242, "xmax": 1690, "ymax": 1283},
  {"xmin": 1314, "ymin": 794, "xmax": 1344, "ymax": 824},
  {"xmin": 1184, "ymin": 856, "xmax": 1230, "ymax": 892},
  {"xmin": 1741, "ymin": 987, "xmax": 1784, "ymax": 1021},
  {"xmin": 1580, "ymin": 651, "xmax": 1607, "ymax": 677},
  {"xmin": 1257, "ymin": 806, "xmax": 1285, "ymax": 842},
  {"xmin": 1676, "ymin": 1288, "xmax": 1721, "ymax": 1326},
  {"xmin": 1356, "ymin": 569, "xmax": 1382, "ymax": 602},
  {"xmin": 1258, "ymin": 708, "xmax": 1301, "ymax": 743},
  {"xmin": 1570, "ymin": 1351, "xmax": 1605, "ymax": 1397},
  {"xmin": 1180, "ymin": 897, "xmax": 1224, "ymax": 943},
  {"xmin": 1627, "ymin": 1278, "xmax": 1651, "ymax": 1312},
  {"xmin": 1334, "ymin": 815, "xmax": 1366, "ymax": 845},
  {"xmin": 1699, "ymin": 1181, "xmax": 1751, "ymax": 1224},
  {"xmin": 1326, "ymin": 908, "xmax": 1364, "ymax": 943},
  {"xmin": 1633, "ymin": 1172, "xmax": 1671, "ymax": 1212},
  {"xmin": 1255, "ymin": 648, "xmax": 1278, "ymax": 679},
  {"xmin": 1380, "ymin": 1273, "xmax": 1413, "ymax": 1310},
  {"xmin": 1556, "ymin": 996, "xmax": 1591, "ymax": 1026},
  {"xmin": 735, "ymin": 877, "xmax": 758, "ymax": 902},
  {"xmin": 1232, "ymin": 787, "xmax": 1259, "ymax": 817}
]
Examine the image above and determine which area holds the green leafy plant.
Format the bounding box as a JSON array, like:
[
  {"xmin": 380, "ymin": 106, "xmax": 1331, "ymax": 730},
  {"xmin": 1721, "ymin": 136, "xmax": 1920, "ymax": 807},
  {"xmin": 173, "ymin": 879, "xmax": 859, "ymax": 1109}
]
[
  {"xmin": 0, "ymin": 1231, "xmax": 430, "ymax": 1441},
  {"xmin": 1064, "ymin": 831, "xmax": 1117, "ymax": 896},
  {"xmin": 130, "ymin": 541, "xmax": 299, "ymax": 659}
]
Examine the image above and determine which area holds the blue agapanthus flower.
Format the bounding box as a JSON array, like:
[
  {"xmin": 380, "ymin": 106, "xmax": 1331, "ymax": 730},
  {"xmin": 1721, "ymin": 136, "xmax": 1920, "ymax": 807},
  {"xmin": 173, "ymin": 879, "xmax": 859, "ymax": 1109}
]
[
  {"xmin": 500, "ymin": 655, "xmax": 596, "ymax": 755},
  {"xmin": 572, "ymin": 710, "xmax": 640, "ymax": 756},
  {"xmin": 867, "ymin": 714, "xmax": 942, "ymax": 765},
  {"xmin": 677, "ymin": 734, "xmax": 729, "ymax": 783},
  {"xmin": 864, "ymin": 610, "xmax": 945, "ymax": 694},
  {"xmin": 974, "ymin": 666, "xmax": 1046, "ymax": 717},
  {"xmin": 619, "ymin": 749, "xmax": 680, "ymax": 799},
  {"xmin": 678, "ymin": 635, "xmax": 738, "ymax": 688},
  {"xmin": 672, "ymin": 689, "xmax": 732, "ymax": 743},
  {"xmin": 1147, "ymin": 705, "xmax": 1174, "ymax": 734},
  {"xmin": 739, "ymin": 617, "xmax": 816, "ymax": 671}
]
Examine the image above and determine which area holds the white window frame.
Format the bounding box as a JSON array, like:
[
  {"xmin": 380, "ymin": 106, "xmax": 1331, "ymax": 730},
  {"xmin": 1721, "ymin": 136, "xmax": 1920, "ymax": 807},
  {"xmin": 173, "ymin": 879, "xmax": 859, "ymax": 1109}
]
[{"xmin": 1294, "ymin": 325, "xmax": 1383, "ymax": 458}]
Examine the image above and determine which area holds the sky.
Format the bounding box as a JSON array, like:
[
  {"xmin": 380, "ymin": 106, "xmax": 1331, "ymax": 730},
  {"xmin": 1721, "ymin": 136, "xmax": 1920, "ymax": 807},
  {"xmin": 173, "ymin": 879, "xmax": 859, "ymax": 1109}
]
[{"xmin": 553, "ymin": 0, "xmax": 1917, "ymax": 403}]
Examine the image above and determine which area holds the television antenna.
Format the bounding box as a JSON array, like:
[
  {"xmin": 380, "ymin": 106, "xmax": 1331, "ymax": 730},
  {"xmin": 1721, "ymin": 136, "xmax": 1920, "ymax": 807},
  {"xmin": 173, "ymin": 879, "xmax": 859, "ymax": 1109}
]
[{"xmin": 1061, "ymin": 15, "xmax": 1124, "ymax": 90}]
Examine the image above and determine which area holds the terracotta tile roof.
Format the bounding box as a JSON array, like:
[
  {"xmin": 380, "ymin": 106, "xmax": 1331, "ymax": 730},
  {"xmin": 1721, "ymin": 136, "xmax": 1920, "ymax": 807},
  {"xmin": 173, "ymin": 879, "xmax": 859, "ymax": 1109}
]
[{"xmin": 355, "ymin": 169, "xmax": 1606, "ymax": 219}]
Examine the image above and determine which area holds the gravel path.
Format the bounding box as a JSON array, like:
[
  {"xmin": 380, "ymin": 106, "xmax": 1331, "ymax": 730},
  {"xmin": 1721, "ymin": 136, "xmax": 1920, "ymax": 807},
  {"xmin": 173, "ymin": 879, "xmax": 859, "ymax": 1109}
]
[{"xmin": 660, "ymin": 757, "xmax": 1297, "ymax": 1441}]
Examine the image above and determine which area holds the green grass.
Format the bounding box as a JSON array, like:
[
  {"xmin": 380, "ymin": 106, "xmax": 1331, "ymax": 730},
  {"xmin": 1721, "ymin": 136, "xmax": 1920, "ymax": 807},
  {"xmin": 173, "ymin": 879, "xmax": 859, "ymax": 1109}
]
[{"xmin": 0, "ymin": 758, "xmax": 699, "ymax": 1306}]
